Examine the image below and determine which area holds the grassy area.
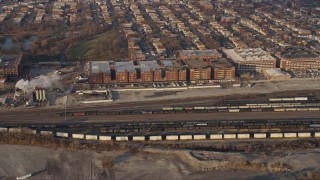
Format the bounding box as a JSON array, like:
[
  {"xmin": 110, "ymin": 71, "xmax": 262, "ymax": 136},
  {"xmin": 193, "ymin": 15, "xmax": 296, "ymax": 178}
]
[{"xmin": 68, "ymin": 30, "xmax": 127, "ymax": 61}]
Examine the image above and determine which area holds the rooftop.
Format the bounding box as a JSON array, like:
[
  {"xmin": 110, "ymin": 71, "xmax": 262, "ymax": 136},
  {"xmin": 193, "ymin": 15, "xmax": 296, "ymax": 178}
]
[
  {"xmin": 115, "ymin": 62, "xmax": 136, "ymax": 73},
  {"xmin": 89, "ymin": 61, "xmax": 111, "ymax": 74},
  {"xmin": 211, "ymin": 59, "xmax": 234, "ymax": 68},
  {"xmin": 280, "ymin": 49, "xmax": 320, "ymax": 59},
  {"xmin": 0, "ymin": 55, "xmax": 22, "ymax": 68},
  {"xmin": 179, "ymin": 50, "xmax": 221, "ymax": 57},
  {"xmin": 162, "ymin": 60, "xmax": 184, "ymax": 69},
  {"xmin": 184, "ymin": 59, "xmax": 208, "ymax": 69},
  {"xmin": 223, "ymin": 48, "xmax": 276, "ymax": 62},
  {"xmin": 139, "ymin": 61, "xmax": 160, "ymax": 72}
]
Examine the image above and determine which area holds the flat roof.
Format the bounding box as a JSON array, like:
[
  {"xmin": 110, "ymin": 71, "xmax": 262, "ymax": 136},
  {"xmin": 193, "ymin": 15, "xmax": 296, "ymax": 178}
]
[
  {"xmin": 115, "ymin": 62, "xmax": 136, "ymax": 73},
  {"xmin": 211, "ymin": 59, "xmax": 234, "ymax": 68},
  {"xmin": 223, "ymin": 48, "xmax": 275, "ymax": 62},
  {"xmin": 0, "ymin": 55, "xmax": 21, "ymax": 68},
  {"xmin": 162, "ymin": 60, "xmax": 183, "ymax": 69},
  {"xmin": 280, "ymin": 49, "xmax": 320, "ymax": 59},
  {"xmin": 89, "ymin": 61, "xmax": 111, "ymax": 74},
  {"xmin": 139, "ymin": 61, "xmax": 160, "ymax": 72},
  {"xmin": 184, "ymin": 59, "xmax": 208, "ymax": 69},
  {"xmin": 179, "ymin": 49, "xmax": 221, "ymax": 57}
]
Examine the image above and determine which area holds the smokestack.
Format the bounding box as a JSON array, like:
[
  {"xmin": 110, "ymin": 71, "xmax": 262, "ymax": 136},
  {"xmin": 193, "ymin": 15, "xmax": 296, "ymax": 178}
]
[
  {"xmin": 42, "ymin": 89, "xmax": 46, "ymax": 102},
  {"xmin": 35, "ymin": 88, "xmax": 40, "ymax": 101},
  {"xmin": 39, "ymin": 89, "xmax": 43, "ymax": 101}
]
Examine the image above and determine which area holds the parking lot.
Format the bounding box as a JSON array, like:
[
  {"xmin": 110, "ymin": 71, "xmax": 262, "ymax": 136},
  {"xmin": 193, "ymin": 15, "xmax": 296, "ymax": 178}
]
[{"xmin": 290, "ymin": 69, "xmax": 320, "ymax": 78}]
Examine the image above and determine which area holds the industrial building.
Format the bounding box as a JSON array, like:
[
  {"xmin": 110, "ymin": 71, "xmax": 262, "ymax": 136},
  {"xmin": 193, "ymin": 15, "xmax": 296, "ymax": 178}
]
[
  {"xmin": 263, "ymin": 68, "xmax": 292, "ymax": 80},
  {"xmin": 222, "ymin": 48, "xmax": 276, "ymax": 72},
  {"xmin": 88, "ymin": 61, "xmax": 112, "ymax": 84},
  {"xmin": 0, "ymin": 54, "xmax": 23, "ymax": 81},
  {"xmin": 177, "ymin": 50, "xmax": 222, "ymax": 60},
  {"xmin": 162, "ymin": 60, "xmax": 187, "ymax": 81},
  {"xmin": 115, "ymin": 62, "xmax": 136, "ymax": 83},
  {"xmin": 210, "ymin": 59, "xmax": 236, "ymax": 80},
  {"xmin": 184, "ymin": 59, "xmax": 211, "ymax": 82},
  {"xmin": 277, "ymin": 50, "xmax": 320, "ymax": 71}
]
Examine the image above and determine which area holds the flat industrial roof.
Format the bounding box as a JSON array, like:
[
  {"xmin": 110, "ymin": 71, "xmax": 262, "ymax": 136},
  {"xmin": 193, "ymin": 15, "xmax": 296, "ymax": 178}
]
[
  {"xmin": 223, "ymin": 48, "xmax": 275, "ymax": 62},
  {"xmin": 179, "ymin": 50, "xmax": 221, "ymax": 57},
  {"xmin": 162, "ymin": 60, "xmax": 184, "ymax": 69},
  {"xmin": 184, "ymin": 59, "xmax": 208, "ymax": 69},
  {"xmin": 89, "ymin": 61, "xmax": 111, "ymax": 73},
  {"xmin": 280, "ymin": 49, "xmax": 320, "ymax": 59},
  {"xmin": 115, "ymin": 62, "xmax": 136, "ymax": 73},
  {"xmin": 211, "ymin": 59, "xmax": 234, "ymax": 68},
  {"xmin": 139, "ymin": 61, "xmax": 160, "ymax": 72},
  {"xmin": 0, "ymin": 55, "xmax": 21, "ymax": 68}
]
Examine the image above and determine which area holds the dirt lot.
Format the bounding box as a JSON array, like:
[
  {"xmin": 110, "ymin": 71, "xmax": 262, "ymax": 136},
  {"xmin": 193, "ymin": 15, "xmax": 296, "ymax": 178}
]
[{"xmin": 2, "ymin": 138, "xmax": 320, "ymax": 180}]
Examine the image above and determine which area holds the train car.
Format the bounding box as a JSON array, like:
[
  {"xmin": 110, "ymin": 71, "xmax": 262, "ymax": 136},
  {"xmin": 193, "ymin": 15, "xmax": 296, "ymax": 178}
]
[
  {"xmin": 294, "ymin": 97, "xmax": 308, "ymax": 101},
  {"xmin": 173, "ymin": 107, "xmax": 184, "ymax": 111},
  {"xmin": 73, "ymin": 112, "xmax": 85, "ymax": 116},
  {"xmin": 184, "ymin": 107, "xmax": 194, "ymax": 110},
  {"xmin": 205, "ymin": 106, "xmax": 217, "ymax": 110},
  {"xmin": 162, "ymin": 107, "xmax": 174, "ymax": 111},
  {"xmin": 85, "ymin": 111, "xmax": 98, "ymax": 116},
  {"xmin": 194, "ymin": 106, "xmax": 205, "ymax": 110}
]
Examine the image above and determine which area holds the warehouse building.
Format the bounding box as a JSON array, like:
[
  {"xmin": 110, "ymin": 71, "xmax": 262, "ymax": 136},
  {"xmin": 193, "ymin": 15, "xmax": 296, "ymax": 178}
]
[
  {"xmin": 210, "ymin": 59, "xmax": 236, "ymax": 80},
  {"xmin": 177, "ymin": 50, "xmax": 222, "ymax": 60},
  {"xmin": 263, "ymin": 68, "xmax": 291, "ymax": 80},
  {"xmin": 222, "ymin": 48, "xmax": 276, "ymax": 72},
  {"xmin": 184, "ymin": 59, "xmax": 211, "ymax": 82},
  {"xmin": 162, "ymin": 60, "xmax": 187, "ymax": 81},
  {"xmin": 0, "ymin": 54, "xmax": 23, "ymax": 81},
  {"xmin": 115, "ymin": 62, "xmax": 136, "ymax": 83},
  {"xmin": 138, "ymin": 61, "xmax": 161, "ymax": 82},
  {"xmin": 88, "ymin": 61, "xmax": 112, "ymax": 84},
  {"xmin": 277, "ymin": 50, "xmax": 320, "ymax": 71}
]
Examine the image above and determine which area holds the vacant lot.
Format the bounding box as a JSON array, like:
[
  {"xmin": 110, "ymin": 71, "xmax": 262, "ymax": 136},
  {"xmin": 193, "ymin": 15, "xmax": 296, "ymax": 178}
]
[{"xmin": 68, "ymin": 30, "xmax": 127, "ymax": 61}]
